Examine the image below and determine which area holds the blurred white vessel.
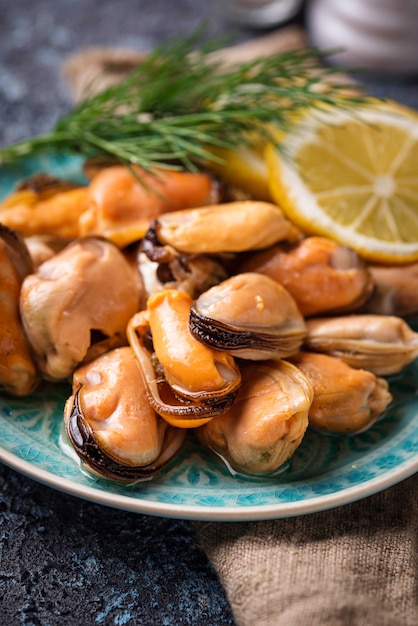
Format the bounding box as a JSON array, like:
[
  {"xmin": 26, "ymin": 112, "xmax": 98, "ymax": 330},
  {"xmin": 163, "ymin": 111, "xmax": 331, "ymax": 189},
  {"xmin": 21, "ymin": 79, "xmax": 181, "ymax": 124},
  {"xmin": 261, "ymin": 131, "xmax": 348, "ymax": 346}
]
[
  {"xmin": 216, "ymin": 0, "xmax": 304, "ymax": 28},
  {"xmin": 306, "ymin": 0, "xmax": 418, "ymax": 73}
]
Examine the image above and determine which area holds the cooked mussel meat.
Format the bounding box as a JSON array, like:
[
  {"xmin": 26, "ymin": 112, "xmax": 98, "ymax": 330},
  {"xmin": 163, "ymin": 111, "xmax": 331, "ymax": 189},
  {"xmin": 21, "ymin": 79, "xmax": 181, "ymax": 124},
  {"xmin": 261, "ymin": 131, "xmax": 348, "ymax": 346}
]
[
  {"xmin": 64, "ymin": 346, "xmax": 186, "ymax": 482},
  {"xmin": 79, "ymin": 165, "xmax": 221, "ymax": 247},
  {"xmin": 242, "ymin": 236, "xmax": 373, "ymax": 317},
  {"xmin": 144, "ymin": 201, "xmax": 300, "ymax": 255},
  {"xmin": 147, "ymin": 289, "xmax": 241, "ymax": 402},
  {"xmin": 0, "ymin": 224, "xmax": 40, "ymax": 396},
  {"xmin": 195, "ymin": 359, "xmax": 313, "ymax": 476},
  {"xmin": 24, "ymin": 235, "xmax": 70, "ymax": 269},
  {"xmin": 190, "ymin": 272, "xmax": 306, "ymax": 360},
  {"xmin": 0, "ymin": 172, "xmax": 88, "ymax": 239},
  {"xmin": 304, "ymin": 314, "xmax": 418, "ymax": 376},
  {"xmin": 364, "ymin": 261, "xmax": 418, "ymax": 317},
  {"xmin": 127, "ymin": 292, "xmax": 242, "ymax": 428},
  {"xmin": 20, "ymin": 236, "xmax": 142, "ymax": 381},
  {"xmin": 288, "ymin": 351, "xmax": 393, "ymax": 434}
]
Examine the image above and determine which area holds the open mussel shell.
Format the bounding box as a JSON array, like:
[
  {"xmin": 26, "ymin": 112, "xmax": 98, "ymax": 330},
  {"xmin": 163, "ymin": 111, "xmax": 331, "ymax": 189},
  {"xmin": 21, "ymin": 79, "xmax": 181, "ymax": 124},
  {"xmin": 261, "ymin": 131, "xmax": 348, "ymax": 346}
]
[
  {"xmin": 195, "ymin": 359, "xmax": 313, "ymax": 477},
  {"xmin": 0, "ymin": 225, "xmax": 40, "ymax": 397},
  {"xmin": 0, "ymin": 223, "xmax": 33, "ymax": 279},
  {"xmin": 147, "ymin": 289, "xmax": 242, "ymax": 402},
  {"xmin": 136, "ymin": 248, "xmax": 228, "ymax": 301},
  {"xmin": 64, "ymin": 347, "xmax": 186, "ymax": 482},
  {"xmin": 127, "ymin": 309, "xmax": 240, "ymax": 428},
  {"xmin": 304, "ymin": 314, "xmax": 418, "ymax": 376},
  {"xmin": 190, "ymin": 272, "xmax": 307, "ymax": 360}
]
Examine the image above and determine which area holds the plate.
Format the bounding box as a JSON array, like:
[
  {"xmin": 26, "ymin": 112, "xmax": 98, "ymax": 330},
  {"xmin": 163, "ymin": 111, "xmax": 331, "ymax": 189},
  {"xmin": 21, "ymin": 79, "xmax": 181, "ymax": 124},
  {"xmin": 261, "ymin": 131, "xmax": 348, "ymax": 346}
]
[{"xmin": 1, "ymin": 151, "xmax": 418, "ymax": 522}]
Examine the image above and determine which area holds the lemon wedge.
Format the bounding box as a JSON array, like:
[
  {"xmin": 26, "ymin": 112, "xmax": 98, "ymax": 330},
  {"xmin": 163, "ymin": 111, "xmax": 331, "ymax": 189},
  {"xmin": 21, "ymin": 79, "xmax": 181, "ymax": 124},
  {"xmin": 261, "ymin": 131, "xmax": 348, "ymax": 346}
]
[
  {"xmin": 209, "ymin": 144, "xmax": 272, "ymax": 201},
  {"xmin": 266, "ymin": 100, "xmax": 418, "ymax": 264}
]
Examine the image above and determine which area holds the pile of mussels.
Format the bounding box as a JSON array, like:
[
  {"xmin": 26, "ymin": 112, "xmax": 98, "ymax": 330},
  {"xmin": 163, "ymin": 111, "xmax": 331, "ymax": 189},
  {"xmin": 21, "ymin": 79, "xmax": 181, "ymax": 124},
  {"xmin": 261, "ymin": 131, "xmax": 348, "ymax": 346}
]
[{"xmin": 1, "ymin": 164, "xmax": 418, "ymax": 482}]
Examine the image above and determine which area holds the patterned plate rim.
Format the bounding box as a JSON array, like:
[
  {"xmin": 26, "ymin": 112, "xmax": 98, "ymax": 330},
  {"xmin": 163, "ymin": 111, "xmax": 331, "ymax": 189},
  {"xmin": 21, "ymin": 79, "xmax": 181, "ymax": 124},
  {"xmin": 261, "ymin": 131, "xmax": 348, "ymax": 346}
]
[{"xmin": 1, "ymin": 445, "xmax": 417, "ymax": 521}]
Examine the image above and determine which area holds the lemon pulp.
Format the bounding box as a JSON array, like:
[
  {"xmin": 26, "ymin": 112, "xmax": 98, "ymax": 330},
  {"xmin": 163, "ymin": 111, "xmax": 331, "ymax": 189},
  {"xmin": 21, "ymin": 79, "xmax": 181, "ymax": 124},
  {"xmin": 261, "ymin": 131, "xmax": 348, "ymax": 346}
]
[{"xmin": 266, "ymin": 101, "xmax": 418, "ymax": 264}]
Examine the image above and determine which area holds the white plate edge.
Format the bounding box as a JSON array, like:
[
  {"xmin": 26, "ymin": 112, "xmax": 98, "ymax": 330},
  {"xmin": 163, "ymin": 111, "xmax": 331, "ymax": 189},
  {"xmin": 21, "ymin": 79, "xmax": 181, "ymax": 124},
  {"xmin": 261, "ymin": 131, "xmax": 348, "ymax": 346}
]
[{"xmin": 1, "ymin": 446, "xmax": 417, "ymax": 521}]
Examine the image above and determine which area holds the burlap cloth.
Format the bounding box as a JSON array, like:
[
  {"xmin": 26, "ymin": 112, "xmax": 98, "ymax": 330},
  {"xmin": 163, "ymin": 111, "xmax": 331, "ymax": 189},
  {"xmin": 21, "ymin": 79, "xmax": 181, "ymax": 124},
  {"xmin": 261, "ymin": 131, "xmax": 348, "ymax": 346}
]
[
  {"xmin": 193, "ymin": 474, "xmax": 418, "ymax": 626},
  {"xmin": 62, "ymin": 29, "xmax": 418, "ymax": 625}
]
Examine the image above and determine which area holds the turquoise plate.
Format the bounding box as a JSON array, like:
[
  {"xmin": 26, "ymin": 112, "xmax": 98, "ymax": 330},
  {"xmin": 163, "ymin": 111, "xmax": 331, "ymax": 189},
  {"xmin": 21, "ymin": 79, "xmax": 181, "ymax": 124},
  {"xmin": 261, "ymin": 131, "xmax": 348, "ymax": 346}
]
[{"xmin": 0, "ymin": 151, "xmax": 417, "ymax": 521}]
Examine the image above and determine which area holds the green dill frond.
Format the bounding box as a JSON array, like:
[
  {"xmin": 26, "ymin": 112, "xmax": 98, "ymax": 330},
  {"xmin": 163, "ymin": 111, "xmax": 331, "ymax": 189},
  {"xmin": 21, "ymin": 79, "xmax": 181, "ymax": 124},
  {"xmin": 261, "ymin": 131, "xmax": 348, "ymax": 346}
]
[{"xmin": 0, "ymin": 30, "xmax": 366, "ymax": 173}]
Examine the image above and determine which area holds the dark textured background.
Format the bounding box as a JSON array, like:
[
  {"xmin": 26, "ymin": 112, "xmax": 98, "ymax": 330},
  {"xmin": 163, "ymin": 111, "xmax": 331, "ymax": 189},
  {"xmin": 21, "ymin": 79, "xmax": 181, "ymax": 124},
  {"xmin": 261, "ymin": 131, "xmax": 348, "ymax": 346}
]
[{"xmin": 1, "ymin": 2, "xmax": 418, "ymax": 625}]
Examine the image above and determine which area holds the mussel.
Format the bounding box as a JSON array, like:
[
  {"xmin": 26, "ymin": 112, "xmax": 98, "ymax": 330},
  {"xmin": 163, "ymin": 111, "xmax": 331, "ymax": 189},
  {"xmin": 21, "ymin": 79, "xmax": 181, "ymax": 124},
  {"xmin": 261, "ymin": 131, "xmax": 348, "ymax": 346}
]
[
  {"xmin": 136, "ymin": 249, "xmax": 228, "ymax": 301},
  {"xmin": 144, "ymin": 201, "xmax": 300, "ymax": 255},
  {"xmin": 189, "ymin": 272, "xmax": 307, "ymax": 360},
  {"xmin": 79, "ymin": 165, "xmax": 221, "ymax": 247},
  {"xmin": 0, "ymin": 224, "xmax": 40, "ymax": 396},
  {"xmin": 20, "ymin": 236, "xmax": 143, "ymax": 381},
  {"xmin": 195, "ymin": 359, "xmax": 313, "ymax": 476},
  {"xmin": 289, "ymin": 351, "xmax": 393, "ymax": 434},
  {"xmin": 64, "ymin": 346, "xmax": 186, "ymax": 482},
  {"xmin": 24, "ymin": 235, "xmax": 70, "ymax": 269},
  {"xmin": 0, "ymin": 173, "xmax": 88, "ymax": 239},
  {"xmin": 127, "ymin": 290, "xmax": 242, "ymax": 428},
  {"xmin": 242, "ymin": 236, "xmax": 374, "ymax": 317},
  {"xmin": 304, "ymin": 314, "xmax": 418, "ymax": 376},
  {"xmin": 148, "ymin": 289, "xmax": 241, "ymax": 401},
  {"xmin": 365, "ymin": 261, "xmax": 418, "ymax": 317}
]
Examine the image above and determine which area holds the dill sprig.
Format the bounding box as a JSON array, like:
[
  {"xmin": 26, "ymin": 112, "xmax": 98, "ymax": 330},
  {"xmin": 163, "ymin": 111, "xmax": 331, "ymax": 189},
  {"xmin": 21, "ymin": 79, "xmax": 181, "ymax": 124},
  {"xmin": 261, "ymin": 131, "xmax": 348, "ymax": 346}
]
[{"xmin": 0, "ymin": 31, "xmax": 365, "ymax": 172}]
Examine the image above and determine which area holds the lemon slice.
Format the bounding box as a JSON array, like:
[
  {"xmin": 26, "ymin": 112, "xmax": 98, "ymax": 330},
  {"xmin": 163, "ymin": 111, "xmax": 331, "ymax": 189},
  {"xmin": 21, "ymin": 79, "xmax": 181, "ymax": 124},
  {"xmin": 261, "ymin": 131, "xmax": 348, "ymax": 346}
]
[
  {"xmin": 209, "ymin": 144, "xmax": 272, "ymax": 201},
  {"xmin": 266, "ymin": 100, "xmax": 418, "ymax": 264}
]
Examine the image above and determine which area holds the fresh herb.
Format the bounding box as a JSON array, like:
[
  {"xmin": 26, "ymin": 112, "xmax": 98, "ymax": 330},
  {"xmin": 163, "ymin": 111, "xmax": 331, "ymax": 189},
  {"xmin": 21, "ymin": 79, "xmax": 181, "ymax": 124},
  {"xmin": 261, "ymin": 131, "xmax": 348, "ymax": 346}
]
[{"xmin": 0, "ymin": 31, "xmax": 365, "ymax": 173}]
